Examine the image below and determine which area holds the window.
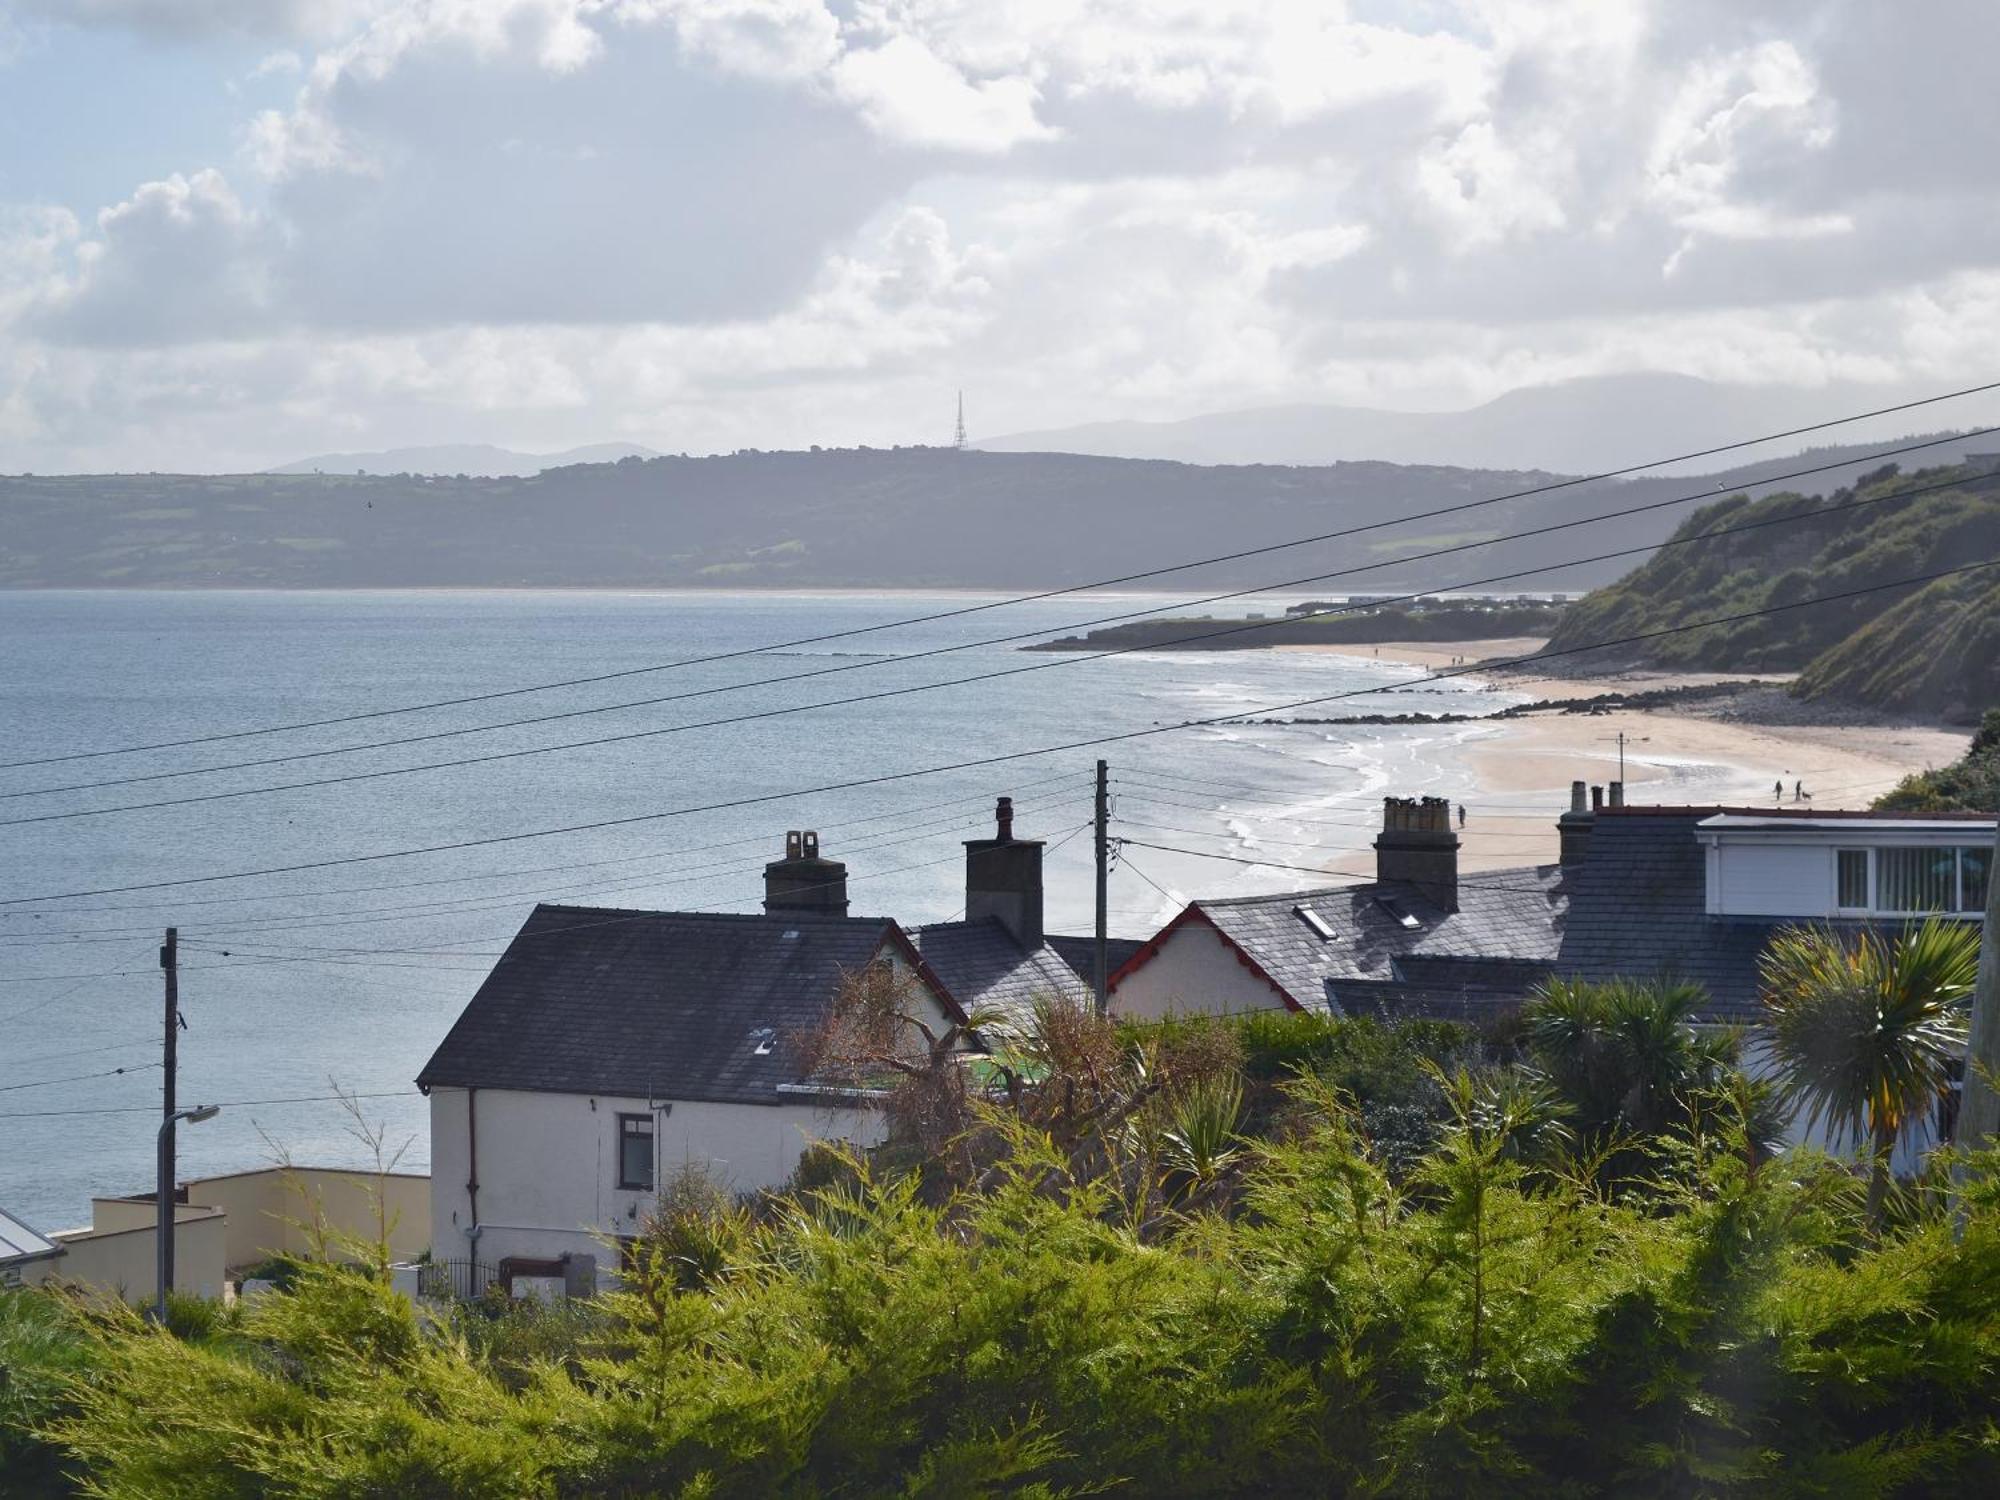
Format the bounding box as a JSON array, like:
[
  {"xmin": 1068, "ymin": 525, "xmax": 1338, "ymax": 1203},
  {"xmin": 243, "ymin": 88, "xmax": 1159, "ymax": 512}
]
[
  {"xmin": 617, "ymin": 1112, "xmax": 654, "ymax": 1191},
  {"xmin": 1862, "ymin": 845, "xmax": 1992, "ymax": 914},
  {"xmin": 1876, "ymin": 847, "xmax": 1956, "ymax": 912},
  {"xmin": 1836, "ymin": 849, "xmax": 1869, "ymax": 909},
  {"xmin": 1963, "ymin": 845, "xmax": 1992, "ymax": 914}
]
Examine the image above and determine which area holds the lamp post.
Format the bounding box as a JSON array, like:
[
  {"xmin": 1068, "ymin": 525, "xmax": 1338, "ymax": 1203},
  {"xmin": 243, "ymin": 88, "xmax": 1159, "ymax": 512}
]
[{"xmin": 154, "ymin": 1104, "xmax": 220, "ymax": 1324}]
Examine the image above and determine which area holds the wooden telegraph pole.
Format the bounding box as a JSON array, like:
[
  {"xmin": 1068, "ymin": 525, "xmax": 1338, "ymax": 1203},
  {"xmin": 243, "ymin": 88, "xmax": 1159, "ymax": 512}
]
[
  {"xmin": 1093, "ymin": 759, "xmax": 1110, "ymax": 1016},
  {"xmin": 155, "ymin": 927, "xmax": 177, "ymax": 1315},
  {"xmin": 1956, "ymin": 825, "xmax": 2000, "ymax": 1153}
]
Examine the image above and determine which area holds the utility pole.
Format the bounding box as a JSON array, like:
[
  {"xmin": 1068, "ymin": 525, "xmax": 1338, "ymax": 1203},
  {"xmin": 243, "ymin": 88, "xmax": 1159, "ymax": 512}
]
[
  {"xmin": 156, "ymin": 927, "xmax": 177, "ymax": 1315},
  {"xmin": 1093, "ymin": 760, "xmax": 1110, "ymax": 1016},
  {"xmin": 1955, "ymin": 825, "xmax": 2000, "ymax": 1157}
]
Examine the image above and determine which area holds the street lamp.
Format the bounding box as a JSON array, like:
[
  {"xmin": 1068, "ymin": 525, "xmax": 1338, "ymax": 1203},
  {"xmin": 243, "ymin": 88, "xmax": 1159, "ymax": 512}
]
[{"xmin": 154, "ymin": 1104, "xmax": 220, "ymax": 1324}]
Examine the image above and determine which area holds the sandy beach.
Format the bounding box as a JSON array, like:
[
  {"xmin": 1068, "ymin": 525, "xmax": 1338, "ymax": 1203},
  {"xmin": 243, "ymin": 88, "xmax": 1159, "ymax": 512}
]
[{"xmin": 1277, "ymin": 636, "xmax": 1973, "ymax": 873}]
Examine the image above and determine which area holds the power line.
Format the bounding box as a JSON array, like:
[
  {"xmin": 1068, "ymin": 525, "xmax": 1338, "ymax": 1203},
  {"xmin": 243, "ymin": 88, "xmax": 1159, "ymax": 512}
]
[
  {"xmin": 9, "ymin": 431, "xmax": 1989, "ymax": 810},
  {"xmin": 0, "ymin": 772, "xmax": 1087, "ymax": 925},
  {"xmin": 5, "ymin": 556, "xmax": 1994, "ymax": 909},
  {"xmin": 0, "ymin": 784, "xmax": 1087, "ymax": 946},
  {"xmin": 1116, "ymin": 838, "xmax": 1555, "ymax": 892},
  {"xmin": 6, "ymin": 461, "xmax": 1984, "ymax": 833},
  {"xmin": 0, "ymin": 1089, "xmax": 416, "ymax": 1122},
  {"xmin": 0, "ymin": 1060, "xmax": 161, "ymax": 1095},
  {"xmin": 6, "ymin": 382, "xmax": 1995, "ymax": 776}
]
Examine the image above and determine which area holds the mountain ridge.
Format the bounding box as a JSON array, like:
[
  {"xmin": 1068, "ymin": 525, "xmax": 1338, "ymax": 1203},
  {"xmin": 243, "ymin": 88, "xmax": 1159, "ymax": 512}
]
[{"xmin": 268, "ymin": 441, "xmax": 662, "ymax": 477}]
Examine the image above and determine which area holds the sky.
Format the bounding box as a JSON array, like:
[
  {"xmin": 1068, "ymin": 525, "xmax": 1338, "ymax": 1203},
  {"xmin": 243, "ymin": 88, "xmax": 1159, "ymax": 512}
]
[{"xmin": 4, "ymin": 0, "xmax": 2000, "ymax": 472}]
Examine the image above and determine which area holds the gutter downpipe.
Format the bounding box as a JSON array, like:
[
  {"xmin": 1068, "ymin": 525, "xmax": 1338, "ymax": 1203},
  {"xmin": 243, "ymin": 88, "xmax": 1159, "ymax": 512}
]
[{"xmin": 464, "ymin": 1087, "xmax": 482, "ymax": 1250}]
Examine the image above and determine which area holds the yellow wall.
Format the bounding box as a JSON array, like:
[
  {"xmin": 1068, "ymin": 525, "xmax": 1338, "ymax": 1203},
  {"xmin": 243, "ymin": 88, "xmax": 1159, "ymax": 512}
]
[
  {"xmin": 49, "ymin": 1208, "xmax": 227, "ymax": 1303},
  {"xmin": 183, "ymin": 1167, "xmax": 430, "ymax": 1268}
]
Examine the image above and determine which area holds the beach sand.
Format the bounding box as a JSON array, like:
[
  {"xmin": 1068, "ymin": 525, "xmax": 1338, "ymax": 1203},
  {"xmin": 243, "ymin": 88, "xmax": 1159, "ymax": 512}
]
[{"xmin": 1279, "ymin": 636, "xmax": 1972, "ymax": 872}]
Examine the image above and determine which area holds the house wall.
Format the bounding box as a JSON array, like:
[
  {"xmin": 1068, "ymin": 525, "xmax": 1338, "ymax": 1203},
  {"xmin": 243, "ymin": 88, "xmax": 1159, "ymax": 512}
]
[
  {"xmin": 1708, "ymin": 842, "xmax": 1837, "ymax": 918},
  {"xmin": 1738, "ymin": 1033, "xmax": 1937, "ymax": 1176},
  {"xmin": 48, "ymin": 1207, "xmax": 228, "ymax": 1304},
  {"xmin": 1701, "ymin": 825, "xmax": 1993, "ymax": 919},
  {"xmin": 427, "ymin": 1086, "xmax": 885, "ymax": 1268},
  {"xmin": 1111, "ymin": 918, "xmax": 1292, "ymax": 1021}
]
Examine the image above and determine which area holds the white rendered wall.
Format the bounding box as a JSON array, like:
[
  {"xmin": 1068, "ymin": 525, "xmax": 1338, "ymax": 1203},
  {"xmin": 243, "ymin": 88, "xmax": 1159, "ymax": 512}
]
[
  {"xmin": 1110, "ymin": 917, "xmax": 1294, "ymax": 1021},
  {"xmin": 428, "ymin": 1086, "xmax": 885, "ymax": 1267},
  {"xmin": 1739, "ymin": 1033, "xmax": 1937, "ymax": 1177},
  {"xmin": 1709, "ymin": 843, "xmax": 1837, "ymax": 918}
]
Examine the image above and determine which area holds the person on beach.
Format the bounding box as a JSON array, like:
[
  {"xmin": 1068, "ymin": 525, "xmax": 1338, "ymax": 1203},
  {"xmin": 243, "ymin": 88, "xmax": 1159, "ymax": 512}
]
[
  {"xmin": 1774, "ymin": 779, "xmax": 1783, "ymax": 802},
  {"xmin": 1457, "ymin": 803, "xmax": 1467, "ymax": 829}
]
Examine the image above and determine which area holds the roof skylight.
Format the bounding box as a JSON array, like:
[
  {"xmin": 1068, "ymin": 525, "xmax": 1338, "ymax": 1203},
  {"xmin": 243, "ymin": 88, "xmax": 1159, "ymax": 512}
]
[{"xmin": 1293, "ymin": 905, "xmax": 1336, "ymax": 942}]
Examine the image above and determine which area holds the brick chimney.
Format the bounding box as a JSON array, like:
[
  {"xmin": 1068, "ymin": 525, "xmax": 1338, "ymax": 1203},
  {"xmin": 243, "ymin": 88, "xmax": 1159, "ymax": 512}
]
[
  {"xmin": 964, "ymin": 796, "xmax": 1044, "ymax": 947},
  {"xmin": 763, "ymin": 830, "xmax": 848, "ymax": 916},
  {"xmin": 1374, "ymin": 795, "xmax": 1459, "ymax": 913},
  {"xmin": 1558, "ymin": 781, "xmax": 1595, "ymax": 868}
]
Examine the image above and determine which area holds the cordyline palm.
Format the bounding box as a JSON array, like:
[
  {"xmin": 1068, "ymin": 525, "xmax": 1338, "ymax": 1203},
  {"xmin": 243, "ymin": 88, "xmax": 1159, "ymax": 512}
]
[
  {"xmin": 1524, "ymin": 976, "xmax": 1734, "ymax": 1144},
  {"xmin": 1758, "ymin": 919, "xmax": 1978, "ymax": 1230}
]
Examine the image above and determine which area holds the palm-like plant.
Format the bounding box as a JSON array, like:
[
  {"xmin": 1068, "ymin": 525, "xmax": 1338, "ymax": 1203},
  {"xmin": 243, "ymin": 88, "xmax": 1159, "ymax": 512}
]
[
  {"xmin": 1757, "ymin": 918, "xmax": 1979, "ymax": 1230},
  {"xmin": 1524, "ymin": 976, "xmax": 1733, "ymax": 1145}
]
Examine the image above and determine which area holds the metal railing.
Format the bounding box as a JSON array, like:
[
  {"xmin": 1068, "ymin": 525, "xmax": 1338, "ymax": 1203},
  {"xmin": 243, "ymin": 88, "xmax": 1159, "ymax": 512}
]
[{"xmin": 416, "ymin": 1257, "xmax": 497, "ymax": 1302}]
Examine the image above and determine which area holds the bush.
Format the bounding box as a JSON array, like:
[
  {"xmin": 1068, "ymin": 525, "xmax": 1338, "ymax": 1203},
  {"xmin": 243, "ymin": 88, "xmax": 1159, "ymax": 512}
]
[{"xmin": 0, "ymin": 1290, "xmax": 90, "ymax": 1498}]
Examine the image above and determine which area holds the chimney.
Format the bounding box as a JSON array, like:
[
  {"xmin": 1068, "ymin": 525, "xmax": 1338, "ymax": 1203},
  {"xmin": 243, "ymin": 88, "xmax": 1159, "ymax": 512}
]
[
  {"xmin": 1608, "ymin": 781, "xmax": 1625, "ymax": 808},
  {"xmin": 964, "ymin": 796, "xmax": 1044, "ymax": 947},
  {"xmin": 763, "ymin": 830, "xmax": 848, "ymax": 916},
  {"xmin": 1559, "ymin": 780, "xmax": 1595, "ymax": 868},
  {"xmin": 1374, "ymin": 795, "xmax": 1459, "ymax": 913}
]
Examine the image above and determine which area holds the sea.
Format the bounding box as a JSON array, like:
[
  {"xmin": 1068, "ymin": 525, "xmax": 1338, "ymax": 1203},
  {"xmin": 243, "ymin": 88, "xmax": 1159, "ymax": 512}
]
[{"xmin": 0, "ymin": 589, "xmax": 1529, "ymax": 1228}]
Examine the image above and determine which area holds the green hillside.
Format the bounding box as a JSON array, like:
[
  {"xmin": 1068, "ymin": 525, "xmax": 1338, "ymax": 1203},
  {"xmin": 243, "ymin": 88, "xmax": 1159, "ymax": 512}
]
[{"xmin": 1541, "ymin": 464, "xmax": 2000, "ymax": 719}]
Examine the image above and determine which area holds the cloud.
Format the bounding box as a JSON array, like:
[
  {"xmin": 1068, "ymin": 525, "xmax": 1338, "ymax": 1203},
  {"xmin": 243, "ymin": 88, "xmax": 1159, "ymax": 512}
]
[
  {"xmin": 15, "ymin": 1, "xmax": 393, "ymax": 43},
  {"xmin": 31, "ymin": 170, "xmax": 274, "ymax": 346},
  {"xmin": 9, "ymin": 0, "xmax": 2000, "ymax": 471},
  {"xmin": 831, "ymin": 33, "xmax": 1054, "ymax": 153}
]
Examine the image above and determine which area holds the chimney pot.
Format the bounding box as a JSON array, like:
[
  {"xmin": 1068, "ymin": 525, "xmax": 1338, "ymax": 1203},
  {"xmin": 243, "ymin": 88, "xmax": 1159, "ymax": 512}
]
[
  {"xmin": 764, "ymin": 831, "xmax": 847, "ymax": 916},
  {"xmin": 1374, "ymin": 795, "xmax": 1460, "ymax": 912},
  {"xmin": 1590, "ymin": 785, "xmax": 1604, "ymax": 812},
  {"xmin": 1570, "ymin": 780, "xmax": 1588, "ymax": 813},
  {"xmin": 1608, "ymin": 782, "xmax": 1624, "ymax": 809},
  {"xmin": 966, "ymin": 795, "xmax": 1042, "ymax": 946}
]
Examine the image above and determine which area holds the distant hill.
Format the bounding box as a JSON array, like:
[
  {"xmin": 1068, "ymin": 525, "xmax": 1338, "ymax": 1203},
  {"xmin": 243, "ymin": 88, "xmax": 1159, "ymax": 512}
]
[
  {"xmin": 268, "ymin": 442, "xmax": 662, "ymax": 477},
  {"xmin": 1, "ymin": 443, "xmax": 1986, "ymax": 599},
  {"xmin": 980, "ymin": 374, "xmax": 1964, "ymax": 474},
  {"xmin": 1540, "ymin": 463, "xmax": 2000, "ymax": 721}
]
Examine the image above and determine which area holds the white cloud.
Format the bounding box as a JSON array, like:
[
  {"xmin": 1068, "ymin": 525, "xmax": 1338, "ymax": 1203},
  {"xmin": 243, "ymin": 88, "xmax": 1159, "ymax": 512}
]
[
  {"xmin": 9, "ymin": 0, "xmax": 2000, "ymax": 470},
  {"xmin": 830, "ymin": 33, "xmax": 1054, "ymax": 153}
]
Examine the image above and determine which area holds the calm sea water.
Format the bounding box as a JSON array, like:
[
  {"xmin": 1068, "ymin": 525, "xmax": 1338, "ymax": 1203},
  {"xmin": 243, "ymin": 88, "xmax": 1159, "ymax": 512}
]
[{"xmin": 0, "ymin": 589, "xmax": 1522, "ymax": 1226}]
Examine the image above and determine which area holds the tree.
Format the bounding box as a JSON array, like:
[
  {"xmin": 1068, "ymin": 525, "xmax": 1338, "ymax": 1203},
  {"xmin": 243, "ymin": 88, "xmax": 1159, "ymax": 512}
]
[
  {"xmin": 1521, "ymin": 977, "xmax": 1735, "ymax": 1164},
  {"xmin": 1758, "ymin": 919, "xmax": 1979, "ymax": 1230}
]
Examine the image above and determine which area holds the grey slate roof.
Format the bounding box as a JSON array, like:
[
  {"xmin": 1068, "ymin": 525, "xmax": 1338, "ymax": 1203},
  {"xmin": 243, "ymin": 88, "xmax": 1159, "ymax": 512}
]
[
  {"xmin": 1127, "ymin": 864, "xmax": 1569, "ymax": 1013},
  {"xmin": 914, "ymin": 919, "xmax": 1093, "ymax": 1035},
  {"xmin": 417, "ymin": 904, "xmax": 943, "ymax": 1104},
  {"xmin": 1553, "ymin": 810, "xmax": 1822, "ymax": 1024},
  {"xmin": 0, "ymin": 1205, "xmax": 62, "ymax": 1269},
  {"xmin": 1046, "ymin": 934, "xmax": 1145, "ymax": 990}
]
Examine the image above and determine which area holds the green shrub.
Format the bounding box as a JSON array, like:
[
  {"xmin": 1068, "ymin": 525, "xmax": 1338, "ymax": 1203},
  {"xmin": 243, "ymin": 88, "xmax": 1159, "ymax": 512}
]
[{"xmin": 0, "ymin": 1289, "xmax": 91, "ymax": 1498}]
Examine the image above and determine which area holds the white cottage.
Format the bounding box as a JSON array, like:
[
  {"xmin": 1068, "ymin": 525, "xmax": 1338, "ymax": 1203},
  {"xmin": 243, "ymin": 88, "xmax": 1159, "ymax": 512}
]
[{"xmin": 417, "ymin": 831, "xmax": 964, "ymax": 1290}]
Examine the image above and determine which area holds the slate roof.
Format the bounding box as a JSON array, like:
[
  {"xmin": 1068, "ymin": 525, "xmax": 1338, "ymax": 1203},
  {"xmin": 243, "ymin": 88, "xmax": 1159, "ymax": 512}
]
[
  {"xmin": 1046, "ymin": 934, "xmax": 1145, "ymax": 990},
  {"xmin": 913, "ymin": 919, "xmax": 1093, "ymax": 1035},
  {"xmin": 1116, "ymin": 864, "xmax": 1569, "ymax": 1014},
  {"xmin": 0, "ymin": 1205, "xmax": 62, "ymax": 1269},
  {"xmin": 417, "ymin": 904, "xmax": 955, "ymax": 1104},
  {"xmin": 1552, "ymin": 810, "xmax": 1847, "ymax": 1024}
]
